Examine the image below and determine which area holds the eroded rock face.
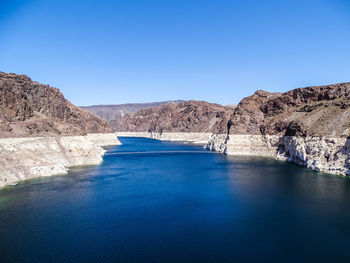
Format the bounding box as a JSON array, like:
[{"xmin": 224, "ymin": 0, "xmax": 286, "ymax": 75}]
[
  {"xmin": 204, "ymin": 82, "xmax": 350, "ymax": 176},
  {"xmin": 229, "ymin": 82, "xmax": 350, "ymax": 137},
  {"xmin": 228, "ymin": 90, "xmax": 281, "ymax": 135},
  {"xmin": 0, "ymin": 72, "xmax": 114, "ymax": 138},
  {"xmin": 206, "ymin": 134, "xmax": 350, "ymax": 176},
  {"xmin": 112, "ymin": 100, "xmax": 234, "ymax": 134},
  {"xmin": 0, "ymin": 72, "xmax": 120, "ymax": 187},
  {"xmin": 0, "ymin": 133, "xmax": 120, "ymax": 187}
]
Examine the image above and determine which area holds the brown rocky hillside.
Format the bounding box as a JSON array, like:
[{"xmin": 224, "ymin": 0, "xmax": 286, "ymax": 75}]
[
  {"xmin": 112, "ymin": 100, "xmax": 234, "ymax": 134},
  {"xmin": 0, "ymin": 72, "xmax": 114, "ymax": 138},
  {"xmin": 228, "ymin": 82, "xmax": 350, "ymax": 137}
]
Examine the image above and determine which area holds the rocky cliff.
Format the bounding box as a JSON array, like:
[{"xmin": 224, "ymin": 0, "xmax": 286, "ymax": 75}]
[
  {"xmin": 112, "ymin": 100, "xmax": 234, "ymax": 134},
  {"xmin": 0, "ymin": 72, "xmax": 114, "ymax": 138},
  {"xmin": 207, "ymin": 82, "xmax": 350, "ymax": 176},
  {"xmin": 0, "ymin": 133, "xmax": 118, "ymax": 187},
  {"xmin": 228, "ymin": 83, "xmax": 350, "ymax": 137},
  {"xmin": 0, "ymin": 71, "xmax": 120, "ymax": 187},
  {"xmin": 116, "ymin": 82, "xmax": 350, "ymax": 176}
]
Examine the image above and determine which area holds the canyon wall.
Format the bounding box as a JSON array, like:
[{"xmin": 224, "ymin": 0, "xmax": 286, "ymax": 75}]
[
  {"xmin": 207, "ymin": 134, "xmax": 350, "ymax": 176},
  {"xmin": 0, "ymin": 72, "xmax": 121, "ymax": 187},
  {"xmin": 205, "ymin": 82, "xmax": 350, "ymax": 176},
  {"xmin": 117, "ymin": 131, "xmax": 350, "ymax": 176}
]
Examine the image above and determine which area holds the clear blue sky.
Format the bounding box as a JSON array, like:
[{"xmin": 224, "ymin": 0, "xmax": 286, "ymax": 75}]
[{"xmin": 1, "ymin": 0, "xmax": 350, "ymax": 106}]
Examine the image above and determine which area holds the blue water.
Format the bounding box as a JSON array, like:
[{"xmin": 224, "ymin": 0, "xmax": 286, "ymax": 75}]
[{"xmin": 1, "ymin": 137, "xmax": 350, "ymax": 262}]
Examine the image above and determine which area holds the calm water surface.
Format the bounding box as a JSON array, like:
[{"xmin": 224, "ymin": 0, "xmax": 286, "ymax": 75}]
[{"xmin": 1, "ymin": 137, "xmax": 350, "ymax": 262}]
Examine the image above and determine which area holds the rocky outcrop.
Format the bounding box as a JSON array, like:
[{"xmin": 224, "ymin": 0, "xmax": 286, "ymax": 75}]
[
  {"xmin": 113, "ymin": 101, "xmax": 234, "ymax": 134},
  {"xmin": 115, "ymin": 81, "xmax": 350, "ymax": 176},
  {"xmin": 228, "ymin": 90, "xmax": 281, "ymax": 135},
  {"xmin": 0, "ymin": 72, "xmax": 121, "ymax": 187},
  {"xmin": 229, "ymin": 82, "xmax": 350, "ymax": 137},
  {"xmin": 280, "ymin": 136, "xmax": 350, "ymax": 175},
  {"xmin": 202, "ymin": 82, "xmax": 350, "ymax": 176},
  {"xmin": 206, "ymin": 134, "xmax": 350, "ymax": 176},
  {"xmin": 0, "ymin": 133, "xmax": 120, "ymax": 187},
  {"xmin": 0, "ymin": 72, "xmax": 114, "ymax": 138},
  {"xmin": 207, "ymin": 134, "xmax": 280, "ymax": 157},
  {"xmin": 82, "ymin": 100, "xmax": 184, "ymax": 122}
]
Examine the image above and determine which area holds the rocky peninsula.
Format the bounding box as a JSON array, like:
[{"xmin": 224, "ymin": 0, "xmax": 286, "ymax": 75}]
[{"xmin": 0, "ymin": 72, "xmax": 120, "ymax": 187}]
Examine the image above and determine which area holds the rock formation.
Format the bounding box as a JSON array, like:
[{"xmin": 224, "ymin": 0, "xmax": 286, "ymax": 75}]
[
  {"xmin": 0, "ymin": 72, "xmax": 114, "ymax": 138},
  {"xmin": 228, "ymin": 83, "xmax": 350, "ymax": 137},
  {"xmin": 112, "ymin": 100, "xmax": 235, "ymax": 134},
  {"xmin": 0, "ymin": 71, "xmax": 120, "ymax": 187},
  {"xmin": 207, "ymin": 82, "xmax": 350, "ymax": 176},
  {"xmin": 0, "ymin": 133, "xmax": 118, "ymax": 187}
]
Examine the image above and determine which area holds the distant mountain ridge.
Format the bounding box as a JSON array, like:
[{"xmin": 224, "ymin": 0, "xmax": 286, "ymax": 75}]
[
  {"xmin": 82, "ymin": 100, "xmax": 184, "ymax": 122},
  {"xmin": 112, "ymin": 100, "xmax": 235, "ymax": 133}
]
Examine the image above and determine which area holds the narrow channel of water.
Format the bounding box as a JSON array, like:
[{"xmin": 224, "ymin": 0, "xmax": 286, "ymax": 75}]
[{"xmin": 1, "ymin": 137, "xmax": 350, "ymax": 262}]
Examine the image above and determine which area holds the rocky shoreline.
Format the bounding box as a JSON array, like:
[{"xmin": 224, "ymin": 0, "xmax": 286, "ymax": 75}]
[
  {"xmin": 0, "ymin": 133, "xmax": 120, "ymax": 188},
  {"xmin": 116, "ymin": 132, "xmax": 212, "ymax": 144},
  {"xmin": 113, "ymin": 82, "xmax": 350, "ymax": 177},
  {"xmin": 2, "ymin": 71, "xmax": 350, "ymax": 183},
  {"xmin": 0, "ymin": 72, "xmax": 123, "ymax": 188},
  {"xmin": 208, "ymin": 134, "xmax": 350, "ymax": 176},
  {"xmin": 118, "ymin": 132, "xmax": 350, "ymax": 176}
]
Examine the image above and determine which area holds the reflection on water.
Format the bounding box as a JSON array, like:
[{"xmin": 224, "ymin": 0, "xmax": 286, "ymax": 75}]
[{"xmin": 1, "ymin": 137, "xmax": 350, "ymax": 262}]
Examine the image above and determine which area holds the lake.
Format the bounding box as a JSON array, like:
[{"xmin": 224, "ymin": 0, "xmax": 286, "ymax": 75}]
[{"xmin": 1, "ymin": 137, "xmax": 350, "ymax": 262}]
